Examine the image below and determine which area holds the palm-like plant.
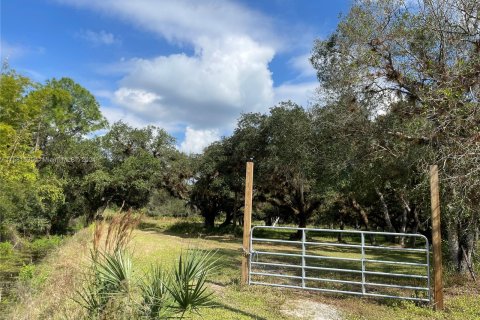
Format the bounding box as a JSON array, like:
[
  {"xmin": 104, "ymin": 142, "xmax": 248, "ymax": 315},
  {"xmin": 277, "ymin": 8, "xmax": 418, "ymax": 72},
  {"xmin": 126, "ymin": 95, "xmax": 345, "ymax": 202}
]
[
  {"xmin": 75, "ymin": 248, "xmax": 218, "ymax": 319},
  {"xmin": 75, "ymin": 249, "xmax": 134, "ymax": 319},
  {"xmin": 139, "ymin": 265, "xmax": 171, "ymax": 319},
  {"xmin": 167, "ymin": 250, "xmax": 218, "ymax": 318}
]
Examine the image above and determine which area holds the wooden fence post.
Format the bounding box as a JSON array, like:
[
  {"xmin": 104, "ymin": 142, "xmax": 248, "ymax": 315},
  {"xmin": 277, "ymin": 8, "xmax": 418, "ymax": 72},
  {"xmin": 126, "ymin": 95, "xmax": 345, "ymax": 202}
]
[
  {"xmin": 242, "ymin": 161, "xmax": 254, "ymax": 285},
  {"xmin": 430, "ymin": 165, "xmax": 444, "ymax": 310}
]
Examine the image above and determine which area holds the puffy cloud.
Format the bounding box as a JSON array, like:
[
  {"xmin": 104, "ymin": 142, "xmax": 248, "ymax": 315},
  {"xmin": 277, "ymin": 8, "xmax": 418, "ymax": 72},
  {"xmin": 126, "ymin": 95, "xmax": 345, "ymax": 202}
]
[
  {"xmin": 111, "ymin": 36, "xmax": 274, "ymax": 129},
  {"xmin": 57, "ymin": 0, "xmax": 277, "ymax": 47},
  {"xmin": 179, "ymin": 127, "xmax": 220, "ymax": 154},
  {"xmin": 77, "ymin": 30, "xmax": 119, "ymax": 46},
  {"xmin": 58, "ymin": 0, "xmax": 318, "ymax": 145}
]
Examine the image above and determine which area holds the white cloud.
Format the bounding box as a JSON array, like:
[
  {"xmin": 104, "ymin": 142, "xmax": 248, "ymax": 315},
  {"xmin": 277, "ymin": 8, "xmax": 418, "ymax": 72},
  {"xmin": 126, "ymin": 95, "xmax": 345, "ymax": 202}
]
[
  {"xmin": 58, "ymin": 0, "xmax": 278, "ymax": 47},
  {"xmin": 77, "ymin": 30, "xmax": 119, "ymax": 45},
  {"xmin": 289, "ymin": 53, "xmax": 316, "ymax": 78},
  {"xmin": 110, "ymin": 36, "xmax": 274, "ymax": 129},
  {"xmin": 59, "ymin": 0, "xmax": 319, "ymax": 147},
  {"xmin": 179, "ymin": 127, "xmax": 220, "ymax": 154}
]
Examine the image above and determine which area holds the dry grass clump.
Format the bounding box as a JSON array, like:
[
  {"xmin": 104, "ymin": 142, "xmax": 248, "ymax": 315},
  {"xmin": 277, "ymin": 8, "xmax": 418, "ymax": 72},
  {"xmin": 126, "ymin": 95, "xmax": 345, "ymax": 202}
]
[{"xmin": 93, "ymin": 209, "xmax": 142, "ymax": 254}]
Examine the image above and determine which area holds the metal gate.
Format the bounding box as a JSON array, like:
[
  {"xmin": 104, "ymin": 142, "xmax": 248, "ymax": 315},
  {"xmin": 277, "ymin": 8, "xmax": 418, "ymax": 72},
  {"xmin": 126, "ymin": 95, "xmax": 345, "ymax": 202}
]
[{"xmin": 248, "ymin": 226, "xmax": 431, "ymax": 303}]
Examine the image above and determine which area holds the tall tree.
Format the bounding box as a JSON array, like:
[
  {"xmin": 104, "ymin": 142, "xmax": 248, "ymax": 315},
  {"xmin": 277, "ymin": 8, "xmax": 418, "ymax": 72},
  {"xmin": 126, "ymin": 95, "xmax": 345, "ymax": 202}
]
[{"xmin": 311, "ymin": 0, "xmax": 480, "ymax": 272}]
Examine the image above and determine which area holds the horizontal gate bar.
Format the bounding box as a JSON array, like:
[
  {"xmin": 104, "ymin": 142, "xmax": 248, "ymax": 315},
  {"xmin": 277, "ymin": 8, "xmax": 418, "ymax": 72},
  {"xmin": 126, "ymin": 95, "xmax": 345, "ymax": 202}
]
[
  {"xmin": 363, "ymin": 270, "xmax": 427, "ymax": 279},
  {"xmin": 251, "ymin": 264, "xmax": 363, "ymax": 274},
  {"xmin": 250, "ymin": 271, "xmax": 302, "ymax": 279},
  {"xmin": 365, "ymin": 282, "xmax": 429, "ymax": 291},
  {"xmin": 251, "ymin": 270, "xmax": 362, "ymax": 285},
  {"xmin": 249, "ymin": 281, "xmax": 430, "ymax": 302},
  {"xmin": 364, "ymin": 258, "xmax": 428, "ymax": 267},
  {"xmin": 252, "ymin": 238, "xmax": 427, "ymax": 252},
  {"xmin": 252, "ymin": 250, "xmax": 362, "ymax": 262},
  {"xmin": 250, "ymin": 281, "xmax": 363, "ymax": 296},
  {"xmin": 251, "ymin": 226, "xmax": 429, "ymax": 239},
  {"xmin": 363, "ymin": 245, "xmax": 427, "ymax": 252}
]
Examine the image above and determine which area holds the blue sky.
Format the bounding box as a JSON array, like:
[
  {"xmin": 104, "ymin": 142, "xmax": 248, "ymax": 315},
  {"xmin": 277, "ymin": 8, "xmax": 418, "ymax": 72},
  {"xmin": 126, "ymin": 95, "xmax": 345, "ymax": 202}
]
[{"xmin": 1, "ymin": 0, "xmax": 350, "ymax": 153}]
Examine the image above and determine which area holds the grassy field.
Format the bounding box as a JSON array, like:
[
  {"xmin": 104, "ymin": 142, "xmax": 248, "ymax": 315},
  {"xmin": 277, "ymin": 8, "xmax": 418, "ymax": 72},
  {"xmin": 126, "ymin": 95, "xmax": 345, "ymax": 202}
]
[{"xmin": 4, "ymin": 216, "xmax": 480, "ymax": 320}]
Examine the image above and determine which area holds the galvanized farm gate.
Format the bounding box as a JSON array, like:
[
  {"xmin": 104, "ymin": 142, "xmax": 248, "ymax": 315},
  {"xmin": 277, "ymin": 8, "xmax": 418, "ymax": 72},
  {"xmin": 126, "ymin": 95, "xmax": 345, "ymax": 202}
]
[{"xmin": 248, "ymin": 226, "xmax": 431, "ymax": 303}]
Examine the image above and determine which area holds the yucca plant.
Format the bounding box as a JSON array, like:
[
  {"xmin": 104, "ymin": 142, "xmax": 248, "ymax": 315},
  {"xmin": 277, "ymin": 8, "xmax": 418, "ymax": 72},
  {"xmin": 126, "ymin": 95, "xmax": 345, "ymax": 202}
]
[
  {"xmin": 75, "ymin": 249, "xmax": 134, "ymax": 319},
  {"xmin": 167, "ymin": 250, "xmax": 218, "ymax": 318},
  {"xmin": 138, "ymin": 249, "xmax": 218, "ymax": 319},
  {"xmin": 139, "ymin": 266, "xmax": 172, "ymax": 319}
]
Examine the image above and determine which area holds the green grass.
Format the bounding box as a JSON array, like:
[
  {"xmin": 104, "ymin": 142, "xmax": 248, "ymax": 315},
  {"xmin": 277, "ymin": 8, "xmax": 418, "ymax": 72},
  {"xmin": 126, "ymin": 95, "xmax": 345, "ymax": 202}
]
[{"xmin": 5, "ymin": 216, "xmax": 480, "ymax": 320}]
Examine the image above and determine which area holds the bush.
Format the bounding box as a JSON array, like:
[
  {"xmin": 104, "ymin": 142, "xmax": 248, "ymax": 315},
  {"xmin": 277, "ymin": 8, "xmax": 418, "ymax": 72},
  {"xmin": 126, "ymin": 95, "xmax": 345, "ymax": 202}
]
[
  {"xmin": 29, "ymin": 236, "xmax": 63, "ymax": 259},
  {"xmin": 18, "ymin": 263, "xmax": 36, "ymax": 282},
  {"xmin": 146, "ymin": 189, "xmax": 192, "ymax": 217},
  {"xmin": 0, "ymin": 241, "xmax": 14, "ymax": 256}
]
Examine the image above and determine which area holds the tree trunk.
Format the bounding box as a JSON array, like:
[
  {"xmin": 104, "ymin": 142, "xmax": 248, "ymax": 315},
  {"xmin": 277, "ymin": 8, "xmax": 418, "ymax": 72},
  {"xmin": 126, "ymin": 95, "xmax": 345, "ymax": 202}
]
[
  {"xmin": 220, "ymin": 210, "xmax": 233, "ymax": 228},
  {"xmin": 448, "ymin": 221, "xmax": 460, "ymax": 270},
  {"xmin": 338, "ymin": 218, "xmax": 345, "ymax": 242},
  {"xmin": 298, "ymin": 182, "xmax": 306, "ymax": 228},
  {"xmin": 447, "ymin": 218, "xmax": 476, "ymax": 273},
  {"xmin": 411, "ymin": 206, "xmax": 420, "ymax": 246},
  {"xmin": 351, "ymin": 198, "xmax": 369, "ymax": 229},
  {"xmin": 376, "ymin": 188, "xmax": 395, "ymax": 233},
  {"xmin": 204, "ymin": 210, "xmax": 216, "ymax": 229},
  {"xmin": 398, "ymin": 193, "xmax": 410, "ymax": 247},
  {"xmin": 351, "ymin": 198, "xmax": 375, "ymax": 245},
  {"xmin": 232, "ymin": 191, "xmax": 239, "ymax": 228}
]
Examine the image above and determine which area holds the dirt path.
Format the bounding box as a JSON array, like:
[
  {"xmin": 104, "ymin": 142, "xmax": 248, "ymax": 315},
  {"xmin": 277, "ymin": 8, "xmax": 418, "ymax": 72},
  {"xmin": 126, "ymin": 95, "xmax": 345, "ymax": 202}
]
[{"xmin": 281, "ymin": 299, "xmax": 343, "ymax": 320}]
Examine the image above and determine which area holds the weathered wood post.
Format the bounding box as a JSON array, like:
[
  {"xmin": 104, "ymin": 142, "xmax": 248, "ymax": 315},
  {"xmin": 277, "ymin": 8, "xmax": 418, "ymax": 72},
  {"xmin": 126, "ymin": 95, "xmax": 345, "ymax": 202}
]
[
  {"xmin": 241, "ymin": 160, "xmax": 254, "ymax": 285},
  {"xmin": 430, "ymin": 165, "xmax": 444, "ymax": 310}
]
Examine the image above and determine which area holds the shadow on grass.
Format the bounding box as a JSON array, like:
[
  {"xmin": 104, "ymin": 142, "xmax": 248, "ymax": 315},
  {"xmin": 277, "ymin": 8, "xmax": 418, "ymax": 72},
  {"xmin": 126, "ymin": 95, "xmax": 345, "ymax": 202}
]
[
  {"xmin": 213, "ymin": 302, "xmax": 268, "ymax": 320},
  {"xmin": 138, "ymin": 220, "xmax": 244, "ymax": 245}
]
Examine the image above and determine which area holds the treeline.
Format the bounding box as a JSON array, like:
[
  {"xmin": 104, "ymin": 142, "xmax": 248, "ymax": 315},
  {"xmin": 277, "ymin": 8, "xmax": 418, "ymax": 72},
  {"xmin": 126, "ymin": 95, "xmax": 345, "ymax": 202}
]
[
  {"xmin": 0, "ymin": 68, "xmax": 191, "ymax": 238},
  {"xmin": 191, "ymin": 0, "xmax": 480, "ymax": 274}
]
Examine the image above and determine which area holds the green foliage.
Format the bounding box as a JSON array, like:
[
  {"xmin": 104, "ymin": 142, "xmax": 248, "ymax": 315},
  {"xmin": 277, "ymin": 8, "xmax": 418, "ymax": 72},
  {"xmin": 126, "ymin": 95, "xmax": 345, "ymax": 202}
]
[
  {"xmin": 18, "ymin": 263, "xmax": 36, "ymax": 282},
  {"xmin": 29, "ymin": 236, "xmax": 63, "ymax": 259},
  {"xmin": 0, "ymin": 68, "xmax": 190, "ymax": 236},
  {"xmin": 139, "ymin": 266, "xmax": 171, "ymax": 319},
  {"xmin": 75, "ymin": 249, "xmax": 217, "ymax": 319},
  {"xmin": 146, "ymin": 189, "xmax": 192, "ymax": 218},
  {"xmin": 167, "ymin": 250, "xmax": 217, "ymax": 317},
  {"xmin": 309, "ymin": 0, "xmax": 480, "ymax": 273},
  {"xmin": 0, "ymin": 241, "xmax": 14, "ymax": 256}
]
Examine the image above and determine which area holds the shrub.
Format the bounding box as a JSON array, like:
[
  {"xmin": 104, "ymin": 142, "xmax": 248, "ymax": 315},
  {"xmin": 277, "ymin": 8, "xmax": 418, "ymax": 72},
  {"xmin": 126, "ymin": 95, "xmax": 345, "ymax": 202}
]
[
  {"xmin": 0, "ymin": 241, "xmax": 14, "ymax": 256},
  {"xmin": 18, "ymin": 263, "xmax": 36, "ymax": 282},
  {"xmin": 146, "ymin": 189, "xmax": 192, "ymax": 218},
  {"xmin": 29, "ymin": 236, "xmax": 63, "ymax": 259}
]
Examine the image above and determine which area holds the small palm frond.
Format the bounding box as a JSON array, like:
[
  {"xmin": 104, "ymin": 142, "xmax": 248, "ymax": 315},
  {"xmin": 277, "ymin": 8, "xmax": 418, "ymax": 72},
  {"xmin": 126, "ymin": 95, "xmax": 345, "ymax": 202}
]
[
  {"xmin": 167, "ymin": 249, "xmax": 218, "ymax": 317},
  {"xmin": 95, "ymin": 250, "xmax": 133, "ymax": 295},
  {"xmin": 139, "ymin": 265, "xmax": 173, "ymax": 319}
]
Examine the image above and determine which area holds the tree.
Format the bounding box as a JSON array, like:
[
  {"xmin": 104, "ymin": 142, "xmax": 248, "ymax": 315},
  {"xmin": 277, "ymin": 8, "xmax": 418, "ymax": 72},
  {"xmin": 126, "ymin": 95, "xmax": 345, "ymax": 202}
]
[
  {"xmin": 258, "ymin": 102, "xmax": 322, "ymax": 230},
  {"xmin": 190, "ymin": 141, "xmax": 235, "ymax": 228},
  {"xmin": 311, "ymin": 0, "xmax": 480, "ymax": 272}
]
